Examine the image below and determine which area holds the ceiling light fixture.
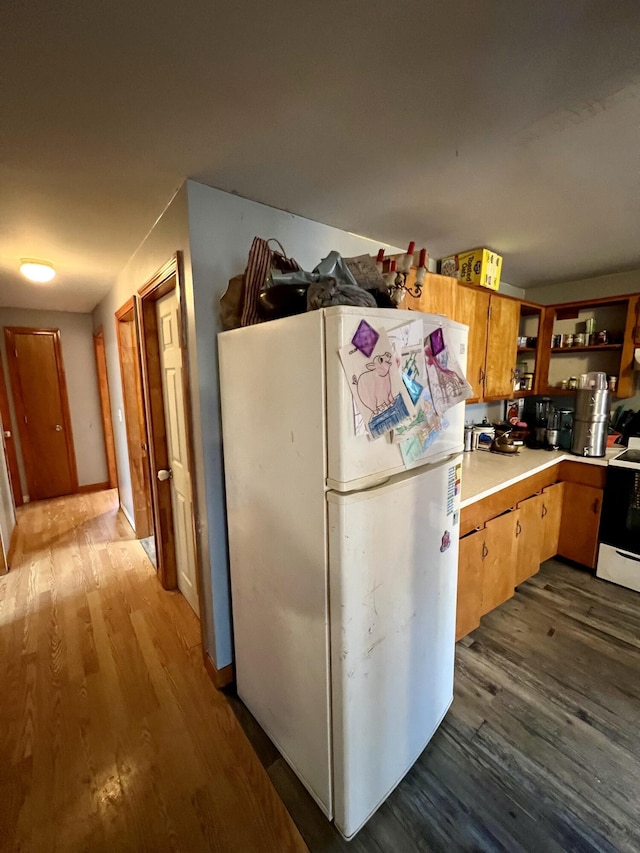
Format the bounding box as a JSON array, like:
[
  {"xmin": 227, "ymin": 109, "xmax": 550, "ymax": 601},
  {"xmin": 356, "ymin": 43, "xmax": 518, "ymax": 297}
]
[{"xmin": 19, "ymin": 259, "xmax": 56, "ymax": 283}]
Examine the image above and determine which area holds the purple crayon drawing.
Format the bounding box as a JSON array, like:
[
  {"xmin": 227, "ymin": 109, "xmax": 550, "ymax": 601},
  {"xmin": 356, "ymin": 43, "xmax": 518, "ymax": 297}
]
[{"xmin": 351, "ymin": 320, "xmax": 379, "ymax": 358}]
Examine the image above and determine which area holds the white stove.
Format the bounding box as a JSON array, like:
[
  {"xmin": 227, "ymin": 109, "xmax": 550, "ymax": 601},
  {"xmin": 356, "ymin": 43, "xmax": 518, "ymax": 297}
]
[{"xmin": 597, "ymin": 438, "xmax": 640, "ymax": 592}]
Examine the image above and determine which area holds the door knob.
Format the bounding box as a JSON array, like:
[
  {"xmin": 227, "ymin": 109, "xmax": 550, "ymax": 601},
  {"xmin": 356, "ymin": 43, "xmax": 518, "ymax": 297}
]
[
  {"xmin": 157, "ymin": 469, "xmax": 172, "ymax": 481},
  {"xmin": 55, "ymin": 424, "xmax": 63, "ymax": 431},
  {"xmin": 3, "ymin": 430, "xmax": 10, "ymax": 438}
]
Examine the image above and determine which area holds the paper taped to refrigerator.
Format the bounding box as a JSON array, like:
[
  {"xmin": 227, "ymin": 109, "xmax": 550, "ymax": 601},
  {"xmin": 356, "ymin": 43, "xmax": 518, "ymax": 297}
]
[
  {"xmin": 423, "ymin": 327, "xmax": 473, "ymax": 415},
  {"xmin": 340, "ymin": 327, "xmax": 415, "ymax": 439}
]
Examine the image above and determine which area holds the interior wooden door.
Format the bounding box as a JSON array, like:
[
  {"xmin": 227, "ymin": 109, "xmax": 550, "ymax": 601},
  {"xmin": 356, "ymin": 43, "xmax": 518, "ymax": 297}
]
[
  {"xmin": 456, "ymin": 527, "xmax": 484, "ymax": 641},
  {"xmin": 515, "ymin": 493, "xmax": 545, "ymax": 585},
  {"xmin": 156, "ymin": 290, "xmax": 199, "ymax": 614},
  {"xmin": 540, "ymin": 482, "xmax": 565, "ymax": 562},
  {"xmin": 93, "ymin": 330, "xmax": 118, "ymax": 489},
  {"xmin": 480, "ymin": 510, "xmax": 518, "ymax": 615},
  {"xmin": 116, "ymin": 302, "xmax": 153, "ymax": 538},
  {"xmin": 455, "ymin": 285, "xmax": 490, "ymax": 402},
  {"xmin": 5, "ymin": 328, "xmax": 77, "ymax": 501},
  {"xmin": 0, "ymin": 352, "xmax": 23, "ymax": 506},
  {"xmin": 484, "ymin": 294, "xmax": 520, "ymax": 399}
]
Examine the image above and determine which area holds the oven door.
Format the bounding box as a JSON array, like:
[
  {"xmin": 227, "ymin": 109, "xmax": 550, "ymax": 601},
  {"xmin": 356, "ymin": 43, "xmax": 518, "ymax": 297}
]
[{"xmin": 599, "ymin": 466, "xmax": 640, "ymax": 555}]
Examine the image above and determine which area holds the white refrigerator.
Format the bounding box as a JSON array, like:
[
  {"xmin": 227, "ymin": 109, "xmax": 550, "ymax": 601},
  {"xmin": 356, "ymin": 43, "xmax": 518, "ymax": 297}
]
[{"xmin": 218, "ymin": 305, "xmax": 467, "ymax": 839}]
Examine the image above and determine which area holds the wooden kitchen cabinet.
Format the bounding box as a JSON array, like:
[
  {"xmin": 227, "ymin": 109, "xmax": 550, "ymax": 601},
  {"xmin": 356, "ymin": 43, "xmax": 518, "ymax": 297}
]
[
  {"xmin": 484, "ymin": 294, "xmax": 520, "ymax": 399},
  {"xmin": 480, "ymin": 510, "xmax": 519, "ymax": 615},
  {"xmin": 404, "ymin": 271, "xmax": 458, "ymax": 318},
  {"xmin": 455, "ymin": 284, "xmax": 490, "ymax": 402},
  {"xmin": 456, "ymin": 527, "xmax": 485, "ymax": 641},
  {"xmin": 557, "ymin": 482, "xmax": 603, "ymax": 568},
  {"xmin": 514, "ymin": 492, "xmax": 545, "ymax": 585},
  {"xmin": 537, "ymin": 293, "xmax": 640, "ymax": 397},
  {"xmin": 540, "ymin": 482, "xmax": 565, "ymax": 562}
]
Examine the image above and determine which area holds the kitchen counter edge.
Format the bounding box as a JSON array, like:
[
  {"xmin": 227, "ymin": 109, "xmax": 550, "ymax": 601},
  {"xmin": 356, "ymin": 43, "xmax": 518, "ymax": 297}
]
[{"xmin": 460, "ymin": 447, "xmax": 619, "ymax": 509}]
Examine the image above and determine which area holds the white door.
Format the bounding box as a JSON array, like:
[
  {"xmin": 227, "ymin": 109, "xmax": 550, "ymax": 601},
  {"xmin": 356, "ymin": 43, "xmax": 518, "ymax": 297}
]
[
  {"xmin": 156, "ymin": 290, "xmax": 199, "ymax": 616},
  {"xmin": 324, "ymin": 306, "xmax": 468, "ymax": 492},
  {"xmin": 327, "ymin": 456, "xmax": 461, "ymax": 839}
]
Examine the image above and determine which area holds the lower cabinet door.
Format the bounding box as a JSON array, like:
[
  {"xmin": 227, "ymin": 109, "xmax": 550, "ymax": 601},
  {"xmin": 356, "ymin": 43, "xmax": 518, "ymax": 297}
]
[
  {"xmin": 558, "ymin": 482, "xmax": 603, "ymax": 568},
  {"xmin": 515, "ymin": 493, "xmax": 545, "ymax": 585},
  {"xmin": 540, "ymin": 482, "xmax": 564, "ymax": 562},
  {"xmin": 456, "ymin": 527, "xmax": 485, "ymax": 641},
  {"xmin": 481, "ymin": 510, "xmax": 519, "ymax": 616}
]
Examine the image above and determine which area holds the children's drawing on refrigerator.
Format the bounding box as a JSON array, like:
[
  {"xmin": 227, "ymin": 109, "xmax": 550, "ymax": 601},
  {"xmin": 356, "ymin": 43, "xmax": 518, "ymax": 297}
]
[
  {"xmin": 340, "ymin": 327, "xmax": 415, "ymax": 439},
  {"xmin": 423, "ymin": 328, "xmax": 473, "ymax": 415},
  {"xmin": 392, "ymin": 343, "xmax": 441, "ymax": 444}
]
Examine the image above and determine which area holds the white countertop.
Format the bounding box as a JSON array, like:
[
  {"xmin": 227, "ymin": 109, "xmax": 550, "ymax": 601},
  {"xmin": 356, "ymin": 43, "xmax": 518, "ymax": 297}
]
[{"xmin": 460, "ymin": 446, "xmax": 620, "ymax": 508}]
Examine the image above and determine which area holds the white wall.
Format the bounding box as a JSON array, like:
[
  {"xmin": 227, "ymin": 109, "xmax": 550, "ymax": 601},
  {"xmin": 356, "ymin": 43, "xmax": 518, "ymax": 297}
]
[
  {"xmin": 499, "ymin": 281, "xmax": 525, "ymax": 299},
  {"xmin": 526, "ymin": 269, "xmax": 640, "ymax": 306},
  {"xmin": 185, "ymin": 180, "xmax": 405, "ymax": 669},
  {"xmin": 0, "ymin": 308, "xmax": 107, "ymax": 495},
  {"xmin": 0, "ymin": 436, "xmax": 16, "ymax": 564},
  {"xmin": 92, "ymin": 185, "xmax": 191, "ymax": 531}
]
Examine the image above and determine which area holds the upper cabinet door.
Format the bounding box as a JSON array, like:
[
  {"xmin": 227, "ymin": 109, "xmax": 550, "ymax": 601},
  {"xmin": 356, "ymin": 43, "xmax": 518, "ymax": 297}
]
[
  {"xmin": 484, "ymin": 294, "xmax": 520, "ymax": 399},
  {"xmin": 455, "ymin": 285, "xmax": 490, "ymax": 402},
  {"xmin": 403, "ymin": 271, "xmax": 458, "ymax": 319}
]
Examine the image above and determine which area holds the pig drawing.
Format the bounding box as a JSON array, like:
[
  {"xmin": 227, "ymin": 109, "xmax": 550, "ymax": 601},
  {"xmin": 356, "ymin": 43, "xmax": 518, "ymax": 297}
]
[{"xmin": 352, "ymin": 352, "xmax": 395, "ymax": 415}]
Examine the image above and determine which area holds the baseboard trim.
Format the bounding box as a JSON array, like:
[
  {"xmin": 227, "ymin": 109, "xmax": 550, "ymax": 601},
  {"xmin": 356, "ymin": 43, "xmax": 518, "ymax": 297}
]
[
  {"xmin": 7, "ymin": 523, "xmax": 19, "ymax": 568},
  {"xmin": 77, "ymin": 481, "xmax": 110, "ymax": 494},
  {"xmin": 203, "ymin": 651, "xmax": 234, "ymax": 690},
  {"xmin": 119, "ymin": 502, "xmax": 136, "ymax": 533}
]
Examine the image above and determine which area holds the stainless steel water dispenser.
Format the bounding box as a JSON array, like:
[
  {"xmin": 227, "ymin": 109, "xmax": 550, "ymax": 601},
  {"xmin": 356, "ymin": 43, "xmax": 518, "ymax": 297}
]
[{"xmin": 570, "ymin": 373, "xmax": 610, "ymax": 458}]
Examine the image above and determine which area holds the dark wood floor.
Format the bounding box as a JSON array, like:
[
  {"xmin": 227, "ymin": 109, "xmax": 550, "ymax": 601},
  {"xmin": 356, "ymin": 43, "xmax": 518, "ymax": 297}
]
[{"xmin": 228, "ymin": 560, "xmax": 640, "ymax": 852}]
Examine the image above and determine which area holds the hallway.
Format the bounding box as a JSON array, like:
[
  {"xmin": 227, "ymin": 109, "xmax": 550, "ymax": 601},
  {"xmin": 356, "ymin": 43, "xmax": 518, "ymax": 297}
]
[{"xmin": 0, "ymin": 490, "xmax": 306, "ymax": 852}]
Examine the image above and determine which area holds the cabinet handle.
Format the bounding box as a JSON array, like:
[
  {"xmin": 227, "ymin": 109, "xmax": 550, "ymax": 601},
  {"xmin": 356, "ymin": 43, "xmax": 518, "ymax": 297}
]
[
  {"xmin": 478, "ymin": 367, "xmax": 485, "ymax": 385},
  {"xmin": 592, "ymin": 498, "xmax": 600, "ymax": 514},
  {"xmin": 515, "ymin": 520, "xmax": 522, "ymax": 537},
  {"xmin": 481, "ymin": 542, "xmax": 488, "ymax": 559},
  {"xmin": 541, "ymin": 503, "xmax": 548, "ymax": 518}
]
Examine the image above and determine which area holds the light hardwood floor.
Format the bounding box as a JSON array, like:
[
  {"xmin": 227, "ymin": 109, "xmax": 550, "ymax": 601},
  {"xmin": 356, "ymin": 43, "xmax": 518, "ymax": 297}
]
[{"xmin": 0, "ymin": 490, "xmax": 307, "ymax": 853}]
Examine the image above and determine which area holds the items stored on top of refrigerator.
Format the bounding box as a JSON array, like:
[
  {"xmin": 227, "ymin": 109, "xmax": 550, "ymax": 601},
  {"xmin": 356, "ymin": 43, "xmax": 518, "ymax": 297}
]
[
  {"xmin": 218, "ymin": 306, "xmax": 469, "ymax": 839},
  {"xmin": 438, "ymin": 247, "xmax": 503, "ymax": 290}
]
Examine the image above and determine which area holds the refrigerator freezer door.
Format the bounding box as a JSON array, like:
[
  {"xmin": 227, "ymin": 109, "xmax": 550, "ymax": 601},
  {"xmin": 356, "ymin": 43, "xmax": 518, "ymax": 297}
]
[
  {"xmin": 324, "ymin": 306, "xmax": 467, "ymax": 492},
  {"xmin": 327, "ymin": 457, "xmax": 461, "ymax": 839}
]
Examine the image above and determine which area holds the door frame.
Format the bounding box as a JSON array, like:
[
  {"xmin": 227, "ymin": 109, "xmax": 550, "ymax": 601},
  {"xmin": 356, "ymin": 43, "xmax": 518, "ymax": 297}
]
[
  {"xmin": 137, "ymin": 253, "xmax": 204, "ymax": 612},
  {"xmin": 115, "ymin": 299, "xmax": 153, "ymax": 538},
  {"xmin": 5, "ymin": 327, "xmax": 78, "ymax": 500},
  {"xmin": 93, "ymin": 328, "xmax": 119, "ymax": 490},
  {"xmin": 0, "ymin": 351, "xmax": 23, "ymax": 507}
]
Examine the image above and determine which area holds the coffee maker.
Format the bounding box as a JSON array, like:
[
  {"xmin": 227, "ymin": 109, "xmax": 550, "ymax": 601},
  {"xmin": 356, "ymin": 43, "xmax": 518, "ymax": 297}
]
[
  {"xmin": 524, "ymin": 397, "xmax": 553, "ymax": 449},
  {"xmin": 557, "ymin": 408, "xmax": 574, "ymax": 450},
  {"xmin": 545, "ymin": 407, "xmax": 560, "ymax": 450}
]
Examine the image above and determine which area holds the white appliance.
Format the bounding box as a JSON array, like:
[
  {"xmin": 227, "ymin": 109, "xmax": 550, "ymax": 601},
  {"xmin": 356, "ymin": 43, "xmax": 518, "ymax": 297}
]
[
  {"xmin": 597, "ymin": 437, "xmax": 640, "ymax": 592},
  {"xmin": 218, "ymin": 305, "xmax": 467, "ymax": 839}
]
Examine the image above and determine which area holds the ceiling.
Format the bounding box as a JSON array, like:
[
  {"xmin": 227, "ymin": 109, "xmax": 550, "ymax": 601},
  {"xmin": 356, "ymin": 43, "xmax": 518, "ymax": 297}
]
[{"xmin": 2, "ymin": 0, "xmax": 640, "ymax": 312}]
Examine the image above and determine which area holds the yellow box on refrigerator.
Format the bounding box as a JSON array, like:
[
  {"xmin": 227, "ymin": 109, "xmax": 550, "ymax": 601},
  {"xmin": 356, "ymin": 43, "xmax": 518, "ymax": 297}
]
[{"xmin": 439, "ymin": 248, "xmax": 502, "ymax": 290}]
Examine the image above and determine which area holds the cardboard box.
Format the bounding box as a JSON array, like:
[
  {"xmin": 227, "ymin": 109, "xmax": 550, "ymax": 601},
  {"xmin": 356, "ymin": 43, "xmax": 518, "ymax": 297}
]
[{"xmin": 439, "ymin": 248, "xmax": 502, "ymax": 291}]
